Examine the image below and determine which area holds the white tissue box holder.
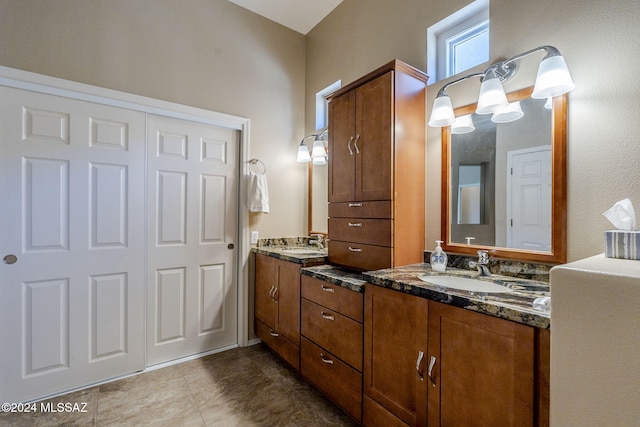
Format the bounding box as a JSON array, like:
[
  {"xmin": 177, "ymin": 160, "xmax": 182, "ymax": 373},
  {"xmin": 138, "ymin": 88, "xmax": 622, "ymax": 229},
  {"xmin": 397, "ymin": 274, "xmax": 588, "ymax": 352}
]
[{"xmin": 604, "ymin": 230, "xmax": 640, "ymax": 260}]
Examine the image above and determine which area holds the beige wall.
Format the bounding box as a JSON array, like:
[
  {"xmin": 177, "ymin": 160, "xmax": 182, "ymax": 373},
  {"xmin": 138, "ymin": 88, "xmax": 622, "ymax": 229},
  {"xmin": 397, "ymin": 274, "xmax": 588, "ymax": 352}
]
[
  {"xmin": 0, "ymin": 0, "xmax": 307, "ymax": 240},
  {"xmin": 306, "ymin": 0, "xmax": 640, "ymax": 263}
]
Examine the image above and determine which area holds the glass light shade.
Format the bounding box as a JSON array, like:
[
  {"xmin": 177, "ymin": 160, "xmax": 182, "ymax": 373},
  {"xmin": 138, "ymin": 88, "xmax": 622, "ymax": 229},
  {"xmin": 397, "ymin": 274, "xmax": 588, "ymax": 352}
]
[
  {"xmin": 311, "ymin": 138, "xmax": 326, "ymax": 159},
  {"xmin": 476, "ymin": 76, "xmax": 509, "ymax": 114},
  {"xmin": 491, "ymin": 101, "xmax": 524, "ymax": 123},
  {"xmin": 428, "ymin": 95, "xmax": 455, "ymax": 127},
  {"xmin": 312, "ymin": 156, "xmax": 327, "ymax": 165},
  {"xmin": 451, "ymin": 114, "xmax": 475, "ymax": 134},
  {"xmin": 296, "ymin": 144, "xmax": 311, "ymax": 162},
  {"xmin": 531, "ymin": 55, "xmax": 575, "ymax": 99}
]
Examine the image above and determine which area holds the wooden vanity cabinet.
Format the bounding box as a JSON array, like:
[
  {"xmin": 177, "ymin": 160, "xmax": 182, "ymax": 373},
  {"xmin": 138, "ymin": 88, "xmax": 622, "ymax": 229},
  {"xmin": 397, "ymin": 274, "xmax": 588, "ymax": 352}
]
[
  {"xmin": 427, "ymin": 301, "xmax": 536, "ymax": 427},
  {"xmin": 254, "ymin": 254, "xmax": 302, "ymax": 370},
  {"xmin": 364, "ymin": 285, "xmax": 549, "ymax": 427},
  {"xmin": 363, "ymin": 285, "xmax": 429, "ymax": 427},
  {"xmin": 327, "ymin": 60, "xmax": 427, "ymax": 271},
  {"xmin": 300, "ymin": 275, "xmax": 364, "ymax": 421}
]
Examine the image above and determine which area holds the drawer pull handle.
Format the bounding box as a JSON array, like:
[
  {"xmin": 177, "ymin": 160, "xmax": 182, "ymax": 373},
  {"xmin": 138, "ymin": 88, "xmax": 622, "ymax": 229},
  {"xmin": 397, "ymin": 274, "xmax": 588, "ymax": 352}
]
[
  {"xmin": 321, "ymin": 285, "xmax": 335, "ymax": 293},
  {"xmin": 427, "ymin": 355, "xmax": 437, "ymax": 386},
  {"xmin": 268, "ymin": 286, "xmax": 276, "ymax": 299},
  {"xmin": 321, "ymin": 311, "xmax": 335, "ymax": 321},
  {"xmin": 353, "ymin": 134, "xmax": 361, "ymax": 154},
  {"xmin": 348, "ymin": 247, "xmax": 363, "ymax": 252},
  {"xmin": 348, "ymin": 203, "xmax": 362, "ymax": 207},
  {"xmin": 270, "ymin": 330, "xmax": 279, "ymax": 337},
  {"xmin": 320, "ymin": 354, "xmax": 334, "ymax": 365},
  {"xmin": 348, "ymin": 222, "xmax": 363, "ymax": 227},
  {"xmin": 416, "ymin": 351, "xmax": 425, "ymax": 380}
]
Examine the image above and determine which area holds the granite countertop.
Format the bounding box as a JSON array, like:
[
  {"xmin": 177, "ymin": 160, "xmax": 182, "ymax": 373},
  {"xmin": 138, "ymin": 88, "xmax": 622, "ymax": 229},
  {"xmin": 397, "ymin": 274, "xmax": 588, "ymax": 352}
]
[
  {"xmin": 301, "ymin": 265, "xmax": 366, "ymax": 293},
  {"xmin": 363, "ymin": 263, "xmax": 550, "ymax": 329},
  {"xmin": 252, "ymin": 245, "xmax": 328, "ymax": 266},
  {"xmin": 253, "ymin": 243, "xmax": 550, "ymax": 329}
]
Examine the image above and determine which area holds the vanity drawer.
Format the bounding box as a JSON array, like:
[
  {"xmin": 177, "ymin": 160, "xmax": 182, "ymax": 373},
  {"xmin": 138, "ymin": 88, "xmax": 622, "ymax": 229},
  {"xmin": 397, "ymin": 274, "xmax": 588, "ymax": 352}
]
[
  {"xmin": 329, "ymin": 217, "xmax": 391, "ymax": 247},
  {"xmin": 255, "ymin": 319, "xmax": 299, "ymax": 370},
  {"xmin": 301, "ymin": 275, "xmax": 363, "ymax": 322},
  {"xmin": 301, "ymin": 337, "xmax": 363, "ymax": 421},
  {"xmin": 301, "ymin": 298, "xmax": 363, "ymax": 371},
  {"xmin": 329, "ymin": 240, "xmax": 392, "ymax": 271},
  {"xmin": 329, "ymin": 200, "xmax": 392, "ymax": 219}
]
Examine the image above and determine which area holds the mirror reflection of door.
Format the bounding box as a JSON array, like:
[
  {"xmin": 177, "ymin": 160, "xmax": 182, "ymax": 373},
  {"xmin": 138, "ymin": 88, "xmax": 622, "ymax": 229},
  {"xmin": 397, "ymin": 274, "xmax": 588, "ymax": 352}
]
[{"xmin": 507, "ymin": 146, "xmax": 552, "ymax": 251}]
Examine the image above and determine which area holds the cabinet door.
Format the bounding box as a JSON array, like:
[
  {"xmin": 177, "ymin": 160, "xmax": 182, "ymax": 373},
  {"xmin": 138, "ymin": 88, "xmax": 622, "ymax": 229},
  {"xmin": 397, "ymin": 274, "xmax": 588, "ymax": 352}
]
[
  {"xmin": 328, "ymin": 90, "xmax": 356, "ymax": 202},
  {"xmin": 254, "ymin": 254, "xmax": 278, "ymax": 329},
  {"xmin": 275, "ymin": 259, "xmax": 301, "ymax": 346},
  {"xmin": 356, "ymin": 71, "xmax": 393, "ymax": 202},
  {"xmin": 427, "ymin": 301, "xmax": 535, "ymax": 427},
  {"xmin": 364, "ymin": 285, "xmax": 428, "ymax": 426}
]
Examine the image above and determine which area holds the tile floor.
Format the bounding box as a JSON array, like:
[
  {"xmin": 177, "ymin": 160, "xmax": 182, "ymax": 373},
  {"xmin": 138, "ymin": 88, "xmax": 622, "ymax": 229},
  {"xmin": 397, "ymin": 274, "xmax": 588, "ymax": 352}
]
[{"xmin": 0, "ymin": 344, "xmax": 358, "ymax": 426}]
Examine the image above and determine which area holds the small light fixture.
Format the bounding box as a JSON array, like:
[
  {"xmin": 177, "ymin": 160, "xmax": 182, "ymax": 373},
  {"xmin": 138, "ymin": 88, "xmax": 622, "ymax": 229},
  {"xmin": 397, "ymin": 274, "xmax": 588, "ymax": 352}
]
[
  {"xmin": 451, "ymin": 114, "xmax": 475, "ymax": 134},
  {"xmin": 296, "ymin": 141, "xmax": 311, "ymax": 162},
  {"xmin": 311, "ymin": 136, "xmax": 327, "ymax": 165},
  {"xmin": 491, "ymin": 101, "xmax": 524, "ymax": 123},
  {"xmin": 544, "ymin": 97, "xmax": 553, "ymax": 110},
  {"xmin": 428, "ymin": 46, "xmax": 574, "ymax": 128},
  {"xmin": 476, "ymin": 67, "xmax": 510, "ymax": 115},
  {"xmin": 296, "ymin": 129, "xmax": 328, "ymax": 163}
]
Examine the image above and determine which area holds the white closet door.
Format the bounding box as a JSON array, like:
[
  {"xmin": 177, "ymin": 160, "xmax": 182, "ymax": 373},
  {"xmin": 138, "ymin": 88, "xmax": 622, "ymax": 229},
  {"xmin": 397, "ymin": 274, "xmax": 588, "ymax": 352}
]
[
  {"xmin": 0, "ymin": 87, "xmax": 146, "ymax": 403},
  {"xmin": 146, "ymin": 114, "xmax": 238, "ymax": 366}
]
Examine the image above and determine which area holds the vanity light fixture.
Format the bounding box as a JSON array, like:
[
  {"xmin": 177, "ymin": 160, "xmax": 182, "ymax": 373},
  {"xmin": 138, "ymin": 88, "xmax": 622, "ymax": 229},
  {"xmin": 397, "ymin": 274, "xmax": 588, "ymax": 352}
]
[
  {"xmin": 296, "ymin": 129, "xmax": 328, "ymax": 164},
  {"xmin": 451, "ymin": 114, "xmax": 475, "ymax": 134},
  {"xmin": 428, "ymin": 45, "xmax": 575, "ymax": 127}
]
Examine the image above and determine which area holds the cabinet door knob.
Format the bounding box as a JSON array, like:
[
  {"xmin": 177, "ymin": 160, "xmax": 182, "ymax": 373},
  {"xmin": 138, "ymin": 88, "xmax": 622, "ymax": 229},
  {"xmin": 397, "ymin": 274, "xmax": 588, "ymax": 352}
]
[
  {"xmin": 320, "ymin": 353, "xmax": 334, "ymax": 365},
  {"xmin": 427, "ymin": 355, "xmax": 437, "ymax": 386}
]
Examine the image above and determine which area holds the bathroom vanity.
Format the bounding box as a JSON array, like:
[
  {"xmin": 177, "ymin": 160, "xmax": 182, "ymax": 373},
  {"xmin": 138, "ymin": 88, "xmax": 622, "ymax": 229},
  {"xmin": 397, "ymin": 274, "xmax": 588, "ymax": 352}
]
[{"xmin": 252, "ymin": 245, "xmax": 551, "ymax": 426}]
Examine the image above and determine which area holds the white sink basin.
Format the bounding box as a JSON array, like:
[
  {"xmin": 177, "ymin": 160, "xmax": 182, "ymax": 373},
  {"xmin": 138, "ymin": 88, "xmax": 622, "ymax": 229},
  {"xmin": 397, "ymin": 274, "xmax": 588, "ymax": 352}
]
[{"xmin": 418, "ymin": 275, "xmax": 513, "ymax": 293}]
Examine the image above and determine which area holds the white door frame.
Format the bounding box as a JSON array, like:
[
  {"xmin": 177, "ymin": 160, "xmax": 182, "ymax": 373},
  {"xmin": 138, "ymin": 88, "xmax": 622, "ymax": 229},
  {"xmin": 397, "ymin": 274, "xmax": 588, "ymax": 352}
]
[{"xmin": 0, "ymin": 66, "xmax": 252, "ymax": 348}]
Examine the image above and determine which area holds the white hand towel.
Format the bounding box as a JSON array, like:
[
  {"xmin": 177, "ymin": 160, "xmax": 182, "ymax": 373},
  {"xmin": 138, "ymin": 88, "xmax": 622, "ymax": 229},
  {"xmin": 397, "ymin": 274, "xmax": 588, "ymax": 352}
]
[{"xmin": 247, "ymin": 171, "xmax": 270, "ymax": 213}]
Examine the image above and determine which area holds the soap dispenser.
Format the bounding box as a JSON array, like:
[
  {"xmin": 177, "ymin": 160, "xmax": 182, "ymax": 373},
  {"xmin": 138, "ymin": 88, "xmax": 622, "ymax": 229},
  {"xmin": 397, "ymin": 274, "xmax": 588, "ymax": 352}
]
[{"xmin": 430, "ymin": 240, "xmax": 448, "ymax": 272}]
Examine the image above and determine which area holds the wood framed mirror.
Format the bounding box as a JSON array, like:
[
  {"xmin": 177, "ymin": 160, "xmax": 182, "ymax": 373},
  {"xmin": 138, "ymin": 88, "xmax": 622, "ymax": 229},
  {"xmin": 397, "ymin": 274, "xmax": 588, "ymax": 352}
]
[{"xmin": 441, "ymin": 87, "xmax": 567, "ymax": 264}]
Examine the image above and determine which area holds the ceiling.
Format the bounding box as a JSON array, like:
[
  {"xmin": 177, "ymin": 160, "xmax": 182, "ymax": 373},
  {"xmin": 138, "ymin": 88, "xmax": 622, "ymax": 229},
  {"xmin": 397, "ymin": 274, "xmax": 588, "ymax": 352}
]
[{"xmin": 227, "ymin": 0, "xmax": 343, "ymax": 35}]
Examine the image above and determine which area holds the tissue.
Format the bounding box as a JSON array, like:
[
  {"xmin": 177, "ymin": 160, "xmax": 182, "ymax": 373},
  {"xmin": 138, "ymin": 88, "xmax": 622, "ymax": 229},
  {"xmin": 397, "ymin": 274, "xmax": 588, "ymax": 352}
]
[{"xmin": 603, "ymin": 198, "xmax": 640, "ymax": 260}]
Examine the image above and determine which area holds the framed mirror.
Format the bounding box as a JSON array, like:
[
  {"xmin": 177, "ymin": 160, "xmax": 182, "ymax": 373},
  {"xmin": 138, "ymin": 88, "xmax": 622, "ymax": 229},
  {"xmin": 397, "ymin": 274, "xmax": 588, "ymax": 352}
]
[{"xmin": 441, "ymin": 87, "xmax": 567, "ymax": 264}]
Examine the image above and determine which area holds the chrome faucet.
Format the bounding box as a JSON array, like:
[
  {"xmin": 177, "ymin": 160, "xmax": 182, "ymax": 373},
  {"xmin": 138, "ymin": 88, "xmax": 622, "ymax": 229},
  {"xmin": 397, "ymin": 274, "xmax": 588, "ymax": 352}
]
[
  {"xmin": 469, "ymin": 250, "xmax": 491, "ymax": 276},
  {"xmin": 309, "ymin": 234, "xmax": 325, "ymax": 250}
]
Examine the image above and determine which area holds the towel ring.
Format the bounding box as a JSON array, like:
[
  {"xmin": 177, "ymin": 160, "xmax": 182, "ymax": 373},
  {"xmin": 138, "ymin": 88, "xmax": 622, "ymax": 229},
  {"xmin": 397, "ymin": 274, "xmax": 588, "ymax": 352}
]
[{"xmin": 249, "ymin": 158, "xmax": 267, "ymax": 174}]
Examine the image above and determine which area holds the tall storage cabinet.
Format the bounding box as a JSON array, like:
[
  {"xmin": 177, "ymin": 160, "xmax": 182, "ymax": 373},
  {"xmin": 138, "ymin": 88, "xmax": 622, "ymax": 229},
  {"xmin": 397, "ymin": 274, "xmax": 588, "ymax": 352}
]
[{"xmin": 327, "ymin": 60, "xmax": 427, "ymax": 271}]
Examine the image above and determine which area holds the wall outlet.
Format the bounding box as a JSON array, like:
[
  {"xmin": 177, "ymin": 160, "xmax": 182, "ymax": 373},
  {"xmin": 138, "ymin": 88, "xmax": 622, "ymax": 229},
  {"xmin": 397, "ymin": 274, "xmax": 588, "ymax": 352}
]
[{"xmin": 250, "ymin": 231, "xmax": 259, "ymax": 244}]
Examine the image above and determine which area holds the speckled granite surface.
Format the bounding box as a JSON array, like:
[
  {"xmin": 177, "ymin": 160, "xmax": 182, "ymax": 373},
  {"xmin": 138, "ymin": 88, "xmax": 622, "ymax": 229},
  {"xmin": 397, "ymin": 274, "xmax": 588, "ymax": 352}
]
[
  {"xmin": 253, "ymin": 241, "xmax": 551, "ymax": 329},
  {"xmin": 252, "ymin": 237, "xmax": 328, "ymax": 266},
  {"xmin": 424, "ymin": 251, "xmax": 552, "ymax": 282},
  {"xmin": 364, "ymin": 263, "xmax": 550, "ymax": 329},
  {"xmin": 301, "ymin": 265, "xmax": 366, "ymax": 293}
]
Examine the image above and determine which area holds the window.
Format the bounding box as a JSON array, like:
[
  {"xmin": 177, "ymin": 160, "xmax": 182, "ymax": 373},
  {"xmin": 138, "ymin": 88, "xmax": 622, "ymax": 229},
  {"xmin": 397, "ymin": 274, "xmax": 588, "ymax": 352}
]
[
  {"xmin": 427, "ymin": 0, "xmax": 489, "ymax": 83},
  {"xmin": 315, "ymin": 80, "xmax": 341, "ymax": 130}
]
